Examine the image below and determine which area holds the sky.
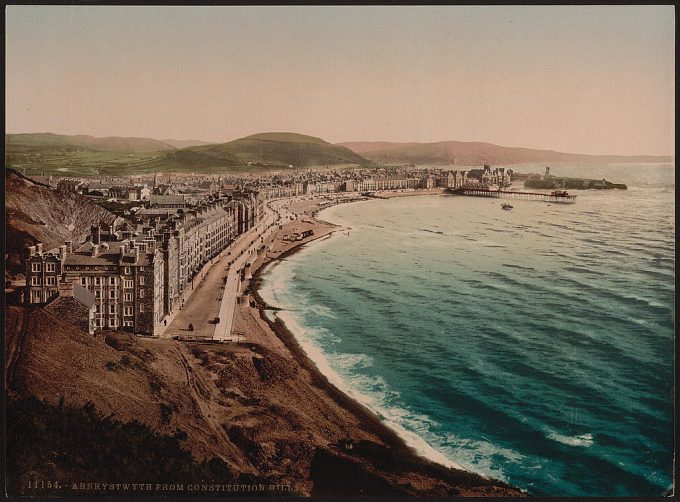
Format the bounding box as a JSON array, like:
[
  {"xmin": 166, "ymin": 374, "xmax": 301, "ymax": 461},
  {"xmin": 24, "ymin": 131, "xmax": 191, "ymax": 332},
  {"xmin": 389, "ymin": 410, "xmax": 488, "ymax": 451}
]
[{"xmin": 5, "ymin": 5, "xmax": 675, "ymax": 156}]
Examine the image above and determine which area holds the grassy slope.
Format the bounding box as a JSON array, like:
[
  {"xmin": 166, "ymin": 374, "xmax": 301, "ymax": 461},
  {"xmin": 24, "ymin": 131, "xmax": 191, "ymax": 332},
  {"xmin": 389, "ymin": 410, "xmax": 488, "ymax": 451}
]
[{"xmin": 6, "ymin": 397, "xmax": 248, "ymax": 497}]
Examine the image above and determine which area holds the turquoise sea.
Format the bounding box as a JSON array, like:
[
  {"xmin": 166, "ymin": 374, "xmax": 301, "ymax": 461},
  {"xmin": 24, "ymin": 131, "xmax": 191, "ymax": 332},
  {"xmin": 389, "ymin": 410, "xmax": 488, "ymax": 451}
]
[{"xmin": 259, "ymin": 163, "xmax": 675, "ymax": 496}]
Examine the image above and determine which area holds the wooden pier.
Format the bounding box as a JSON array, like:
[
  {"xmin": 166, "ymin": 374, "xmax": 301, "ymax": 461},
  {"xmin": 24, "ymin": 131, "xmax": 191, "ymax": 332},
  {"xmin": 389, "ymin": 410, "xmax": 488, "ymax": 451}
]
[{"xmin": 446, "ymin": 187, "xmax": 576, "ymax": 204}]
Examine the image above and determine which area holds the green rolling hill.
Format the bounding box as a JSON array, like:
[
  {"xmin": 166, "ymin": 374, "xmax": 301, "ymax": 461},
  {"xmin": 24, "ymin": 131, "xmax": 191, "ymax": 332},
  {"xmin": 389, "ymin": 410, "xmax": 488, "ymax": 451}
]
[
  {"xmin": 5, "ymin": 132, "xmax": 369, "ymax": 176},
  {"xmin": 168, "ymin": 132, "xmax": 369, "ymax": 169},
  {"xmin": 6, "ymin": 133, "xmax": 176, "ymax": 153}
]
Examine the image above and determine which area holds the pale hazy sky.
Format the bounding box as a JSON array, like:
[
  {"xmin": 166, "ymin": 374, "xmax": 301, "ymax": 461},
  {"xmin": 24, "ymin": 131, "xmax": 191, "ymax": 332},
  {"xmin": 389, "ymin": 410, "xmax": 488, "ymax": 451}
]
[{"xmin": 5, "ymin": 5, "xmax": 675, "ymax": 155}]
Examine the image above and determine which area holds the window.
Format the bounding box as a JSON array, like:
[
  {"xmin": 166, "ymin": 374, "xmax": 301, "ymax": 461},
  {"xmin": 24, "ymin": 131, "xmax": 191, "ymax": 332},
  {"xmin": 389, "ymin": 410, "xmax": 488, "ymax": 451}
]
[
  {"xmin": 139, "ymin": 267, "xmax": 145, "ymax": 272},
  {"xmin": 109, "ymin": 318, "xmax": 118, "ymax": 328},
  {"xmin": 45, "ymin": 276, "xmax": 56, "ymax": 286},
  {"xmin": 31, "ymin": 276, "xmax": 41, "ymax": 286},
  {"xmin": 139, "ymin": 288, "xmax": 145, "ymax": 298},
  {"xmin": 139, "ymin": 276, "xmax": 145, "ymax": 286},
  {"xmin": 124, "ymin": 279, "xmax": 133, "ymax": 288},
  {"xmin": 95, "ymin": 290, "xmax": 101, "ymax": 299},
  {"xmin": 124, "ymin": 267, "xmax": 131, "ymax": 274},
  {"xmin": 31, "ymin": 290, "xmax": 41, "ymax": 302},
  {"xmin": 109, "ymin": 277, "xmax": 117, "ymax": 286},
  {"xmin": 96, "ymin": 319, "xmax": 101, "ymax": 327},
  {"xmin": 46, "ymin": 263, "xmax": 56, "ymax": 272},
  {"xmin": 94, "ymin": 277, "xmax": 102, "ymax": 286},
  {"xmin": 81, "ymin": 277, "xmax": 87, "ymax": 286},
  {"xmin": 139, "ymin": 304, "xmax": 145, "ymax": 313},
  {"xmin": 124, "ymin": 293, "xmax": 133, "ymax": 302},
  {"xmin": 109, "ymin": 304, "xmax": 116, "ymax": 314},
  {"xmin": 123, "ymin": 306, "xmax": 133, "ymax": 316},
  {"xmin": 109, "ymin": 290, "xmax": 117, "ymax": 299},
  {"xmin": 123, "ymin": 321, "xmax": 133, "ymax": 327},
  {"xmin": 31, "ymin": 262, "xmax": 41, "ymax": 272},
  {"xmin": 95, "ymin": 304, "xmax": 101, "ymax": 313}
]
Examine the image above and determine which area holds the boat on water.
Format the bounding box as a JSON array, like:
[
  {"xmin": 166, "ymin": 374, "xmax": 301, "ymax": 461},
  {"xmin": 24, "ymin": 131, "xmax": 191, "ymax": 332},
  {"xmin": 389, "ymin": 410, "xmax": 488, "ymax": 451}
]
[{"xmin": 501, "ymin": 203, "xmax": 513, "ymax": 210}]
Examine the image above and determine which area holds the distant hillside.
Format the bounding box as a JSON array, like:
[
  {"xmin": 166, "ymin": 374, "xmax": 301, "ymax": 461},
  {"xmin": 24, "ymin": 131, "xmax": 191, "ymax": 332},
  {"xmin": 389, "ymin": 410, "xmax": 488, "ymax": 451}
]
[
  {"xmin": 5, "ymin": 132, "xmax": 370, "ymax": 176},
  {"xmin": 167, "ymin": 132, "xmax": 369, "ymax": 169},
  {"xmin": 4, "ymin": 169, "xmax": 119, "ymax": 279},
  {"xmin": 161, "ymin": 138, "xmax": 215, "ymax": 148},
  {"xmin": 6, "ymin": 133, "xmax": 176, "ymax": 153},
  {"xmin": 338, "ymin": 141, "xmax": 673, "ymax": 166}
]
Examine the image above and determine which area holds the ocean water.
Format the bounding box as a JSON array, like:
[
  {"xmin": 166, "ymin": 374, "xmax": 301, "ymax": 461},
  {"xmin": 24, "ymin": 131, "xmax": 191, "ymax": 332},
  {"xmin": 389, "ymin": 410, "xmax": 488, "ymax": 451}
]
[{"xmin": 259, "ymin": 163, "xmax": 675, "ymax": 496}]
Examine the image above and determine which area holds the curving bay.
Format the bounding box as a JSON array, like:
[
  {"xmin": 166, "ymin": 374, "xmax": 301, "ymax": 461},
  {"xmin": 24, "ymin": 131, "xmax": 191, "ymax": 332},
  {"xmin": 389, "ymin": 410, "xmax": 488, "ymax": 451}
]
[{"xmin": 260, "ymin": 164, "xmax": 674, "ymax": 496}]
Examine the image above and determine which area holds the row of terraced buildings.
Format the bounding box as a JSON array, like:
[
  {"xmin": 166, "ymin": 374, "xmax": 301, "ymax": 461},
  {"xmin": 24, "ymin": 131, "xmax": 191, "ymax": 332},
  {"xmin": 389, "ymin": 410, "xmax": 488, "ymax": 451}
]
[{"xmin": 25, "ymin": 192, "xmax": 261, "ymax": 336}]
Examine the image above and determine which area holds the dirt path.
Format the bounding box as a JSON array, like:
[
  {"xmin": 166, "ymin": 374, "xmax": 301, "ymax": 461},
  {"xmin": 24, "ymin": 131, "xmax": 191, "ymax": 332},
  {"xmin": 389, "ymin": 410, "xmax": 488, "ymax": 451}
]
[{"xmin": 175, "ymin": 343, "xmax": 254, "ymax": 473}]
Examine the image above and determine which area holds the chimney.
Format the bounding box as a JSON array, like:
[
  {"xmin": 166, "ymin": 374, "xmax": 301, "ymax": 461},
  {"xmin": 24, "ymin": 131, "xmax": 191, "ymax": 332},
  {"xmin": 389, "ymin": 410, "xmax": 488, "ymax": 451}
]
[
  {"xmin": 59, "ymin": 245, "xmax": 67, "ymax": 259},
  {"xmin": 91, "ymin": 244, "xmax": 100, "ymax": 257},
  {"xmin": 36, "ymin": 243, "xmax": 43, "ymax": 254},
  {"xmin": 28, "ymin": 245, "xmax": 37, "ymax": 257},
  {"xmin": 65, "ymin": 241, "xmax": 73, "ymax": 253},
  {"xmin": 57, "ymin": 277, "xmax": 74, "ymax": 297},
  {"xmin": 91, "ymin": 225, "xmax": 101, "ymax": 245}
]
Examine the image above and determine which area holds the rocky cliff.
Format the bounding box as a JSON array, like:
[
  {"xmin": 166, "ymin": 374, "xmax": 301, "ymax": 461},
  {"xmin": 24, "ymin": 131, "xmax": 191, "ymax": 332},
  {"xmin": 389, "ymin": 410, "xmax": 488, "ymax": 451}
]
[{"xmin": 4, "ymin": 169, "xmax": 119, "ymax": 280}]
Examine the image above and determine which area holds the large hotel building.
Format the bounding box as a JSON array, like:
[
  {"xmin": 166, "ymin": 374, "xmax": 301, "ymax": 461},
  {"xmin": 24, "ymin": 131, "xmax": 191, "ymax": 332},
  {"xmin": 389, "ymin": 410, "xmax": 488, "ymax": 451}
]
[{"xmin": 25, "ymin": 193, "xmax": 260, "ymax": 336}]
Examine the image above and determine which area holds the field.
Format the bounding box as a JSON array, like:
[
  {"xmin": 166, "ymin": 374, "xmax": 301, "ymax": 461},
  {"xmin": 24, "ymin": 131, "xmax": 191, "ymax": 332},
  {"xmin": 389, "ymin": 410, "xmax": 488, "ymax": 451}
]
[{"xmin": 6, "ymin": 149, "xmax": 163, "ymax": 176}]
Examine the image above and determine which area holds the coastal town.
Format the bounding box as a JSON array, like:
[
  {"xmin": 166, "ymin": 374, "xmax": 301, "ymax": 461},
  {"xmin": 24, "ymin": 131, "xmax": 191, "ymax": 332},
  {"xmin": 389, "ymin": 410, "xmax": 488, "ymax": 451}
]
[
  {"xmin": 14, "ymin": 159, "xmax": 634, "ymax": 341},
  {"xmin": 16, "ymin": 164, "xmax": 516, "ymax": 339}
]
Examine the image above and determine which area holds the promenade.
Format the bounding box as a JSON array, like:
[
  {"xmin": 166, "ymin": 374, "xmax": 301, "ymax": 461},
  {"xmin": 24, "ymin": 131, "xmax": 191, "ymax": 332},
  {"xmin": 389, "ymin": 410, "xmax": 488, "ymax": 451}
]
[
  {"xmin": 212, "ymin": 201, "xmax": 281, "ymax": 340},
  {"xmin": 160, "ymin": 200, "xmax": 281, "ymax": 340}
]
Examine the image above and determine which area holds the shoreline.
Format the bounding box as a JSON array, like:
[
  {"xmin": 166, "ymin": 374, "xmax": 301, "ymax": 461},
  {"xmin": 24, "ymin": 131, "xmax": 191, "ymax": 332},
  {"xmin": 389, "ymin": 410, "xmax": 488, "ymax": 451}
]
[{"xmin": 248, "ymin": 191, "xmax": 520, "ymax": 491}]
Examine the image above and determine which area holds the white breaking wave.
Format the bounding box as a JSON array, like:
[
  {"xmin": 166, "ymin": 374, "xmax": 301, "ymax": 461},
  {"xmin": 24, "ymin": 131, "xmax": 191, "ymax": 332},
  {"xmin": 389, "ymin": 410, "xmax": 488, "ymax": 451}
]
[
  {"xmin": 259, "ymin": 217, "xmax": 527, "ymax": 483},
  {"xmin": 274, "ymin": 309, "xmax": 465, "ymax": 471},
  {"xmin": 546, "ymin": 431, "xmax": 594, "ymax": 447}
]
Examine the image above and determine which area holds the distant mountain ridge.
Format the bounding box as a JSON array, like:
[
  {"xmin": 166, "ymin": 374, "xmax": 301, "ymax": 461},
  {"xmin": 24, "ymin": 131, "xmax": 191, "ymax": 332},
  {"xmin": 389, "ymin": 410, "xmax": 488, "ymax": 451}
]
[
  {"xmin": 6, "ymin": 133, "xmax": 177, "ymax": 153},
  {"xmin": 338, "ymin": 141, "xmax": 673, "ymax": 166},
  {"xmin": 161, "ymin": 138, "xmax": 215, "ymax": 148}
]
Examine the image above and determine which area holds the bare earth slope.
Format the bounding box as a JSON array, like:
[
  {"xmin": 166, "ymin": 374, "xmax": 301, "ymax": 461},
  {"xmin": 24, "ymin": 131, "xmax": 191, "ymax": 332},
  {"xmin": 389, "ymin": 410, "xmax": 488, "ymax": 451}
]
[
  {"xmin": 4, "ymin": 169, "xmax": 119, "ymax": 280},
  {"xmin": 339, "ymin": 140, "xmax": 672, "ymax": 165}
]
